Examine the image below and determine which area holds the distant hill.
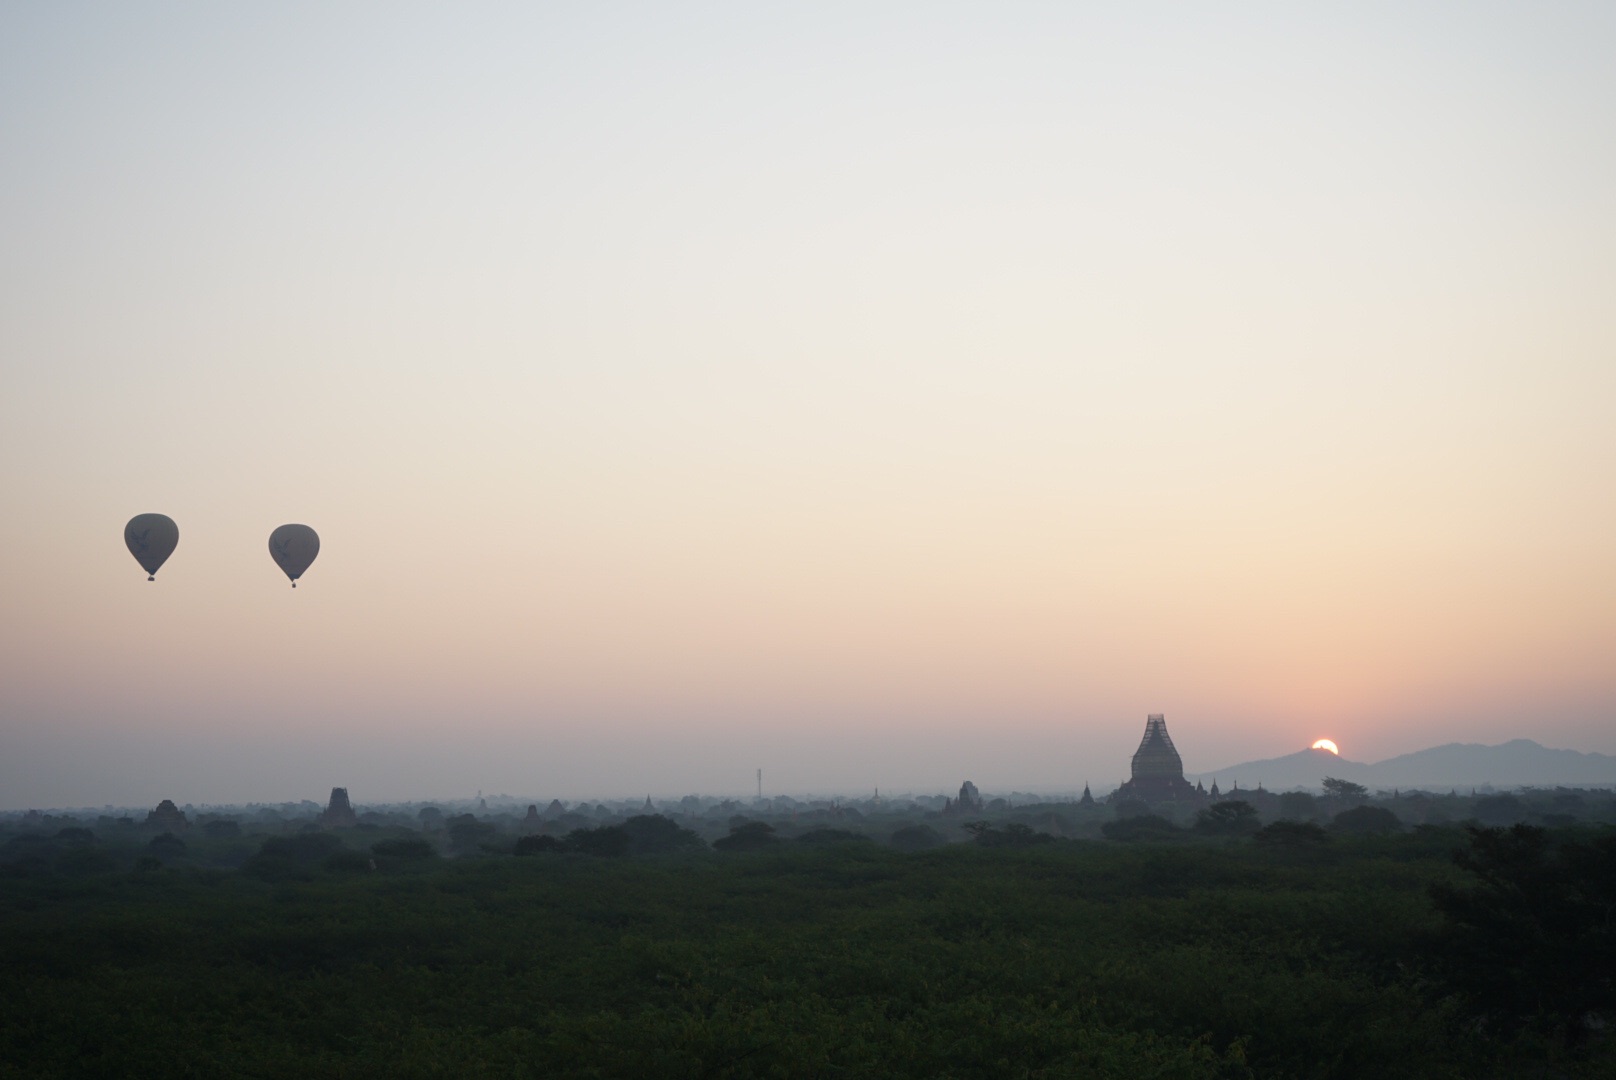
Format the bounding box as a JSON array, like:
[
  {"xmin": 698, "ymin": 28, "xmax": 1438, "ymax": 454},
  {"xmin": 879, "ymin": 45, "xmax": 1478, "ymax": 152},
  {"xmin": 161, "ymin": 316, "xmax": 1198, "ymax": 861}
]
[{"xmin": 1187, "ymin": 739, "xmax": 1616, "ymax": 793}]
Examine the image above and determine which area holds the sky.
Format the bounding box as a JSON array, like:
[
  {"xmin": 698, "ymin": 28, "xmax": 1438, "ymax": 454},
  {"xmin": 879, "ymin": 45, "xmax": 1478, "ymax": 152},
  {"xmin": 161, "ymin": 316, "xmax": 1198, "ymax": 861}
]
[{"xmin": 3, "ymin": 3, "xmax": 1613, "ymax": 810}]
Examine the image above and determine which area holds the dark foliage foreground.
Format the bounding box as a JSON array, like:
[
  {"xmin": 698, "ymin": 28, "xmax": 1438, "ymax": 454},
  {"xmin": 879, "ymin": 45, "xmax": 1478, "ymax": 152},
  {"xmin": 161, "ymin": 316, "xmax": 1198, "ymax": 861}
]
[
  {"xmin": 1428, "ymin": 825, "xmax": 1616, "ymax": 1039},
  {"xmin": 1, "ymin": 827, "xmax": 1612, "ymax": 1079}
]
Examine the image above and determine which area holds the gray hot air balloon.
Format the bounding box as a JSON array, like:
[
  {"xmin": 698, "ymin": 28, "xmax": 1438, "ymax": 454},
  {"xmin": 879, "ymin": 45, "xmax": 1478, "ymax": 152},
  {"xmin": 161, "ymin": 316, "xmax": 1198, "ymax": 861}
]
[
  {"xmin": 124, "ymin": 514, "xmax": 179, "ymax": 581},
  {"xmin": 268, "ymin": 524, "xmax": 320, "ymax": 588}
]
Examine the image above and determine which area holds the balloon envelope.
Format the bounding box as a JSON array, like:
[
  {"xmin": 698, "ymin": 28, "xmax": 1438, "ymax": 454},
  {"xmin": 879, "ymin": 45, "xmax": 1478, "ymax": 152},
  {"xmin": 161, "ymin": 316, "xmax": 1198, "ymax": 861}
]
[
  {"xmin": 124, "ymin": 514, "xmax": 178, "ymax": 580},
  {"xmin": 268, "ymin": 524, "xmax": 320, "ymax": 586}
]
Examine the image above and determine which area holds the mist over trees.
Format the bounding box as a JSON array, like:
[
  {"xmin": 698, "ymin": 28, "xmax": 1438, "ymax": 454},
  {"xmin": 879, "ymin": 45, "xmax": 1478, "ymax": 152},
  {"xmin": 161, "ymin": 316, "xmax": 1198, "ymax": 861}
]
[
  {"xmin": 5, "ymin": 795, "xmax": 1615, "ymax": 1075},
  {"xmin": 4, "ymin": 782, "xmax": 1614, "ymax": 1075}
]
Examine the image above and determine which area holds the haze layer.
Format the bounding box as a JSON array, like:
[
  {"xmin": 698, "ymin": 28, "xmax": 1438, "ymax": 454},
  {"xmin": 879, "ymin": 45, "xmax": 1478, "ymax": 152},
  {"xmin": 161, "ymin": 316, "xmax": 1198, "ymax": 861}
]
[{"xmin": 2, "ymin": 4, "xmax": 1613, "ymax": 807}]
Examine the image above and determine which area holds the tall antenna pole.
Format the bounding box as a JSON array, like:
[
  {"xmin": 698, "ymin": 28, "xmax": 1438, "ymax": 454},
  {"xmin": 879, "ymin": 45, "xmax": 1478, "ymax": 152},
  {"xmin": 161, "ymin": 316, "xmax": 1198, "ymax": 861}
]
[{"xmin": 757, "ymin": 768, "xmax": 762, "ymax": 799}]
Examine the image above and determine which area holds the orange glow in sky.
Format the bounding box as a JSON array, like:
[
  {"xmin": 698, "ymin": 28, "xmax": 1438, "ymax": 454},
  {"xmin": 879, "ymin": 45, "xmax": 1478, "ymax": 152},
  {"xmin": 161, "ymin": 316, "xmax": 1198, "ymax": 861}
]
[{"xmin": 1, "ymin": 5, "xmax": 1614, "ymax": 808}]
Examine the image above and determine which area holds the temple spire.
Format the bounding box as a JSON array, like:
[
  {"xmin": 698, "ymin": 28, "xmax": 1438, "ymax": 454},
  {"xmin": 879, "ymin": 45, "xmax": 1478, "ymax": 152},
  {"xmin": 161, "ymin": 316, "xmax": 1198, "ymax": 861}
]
[{"xmin": 1114, "ymin": 714, "xmax": 1197, "ymax": 802}]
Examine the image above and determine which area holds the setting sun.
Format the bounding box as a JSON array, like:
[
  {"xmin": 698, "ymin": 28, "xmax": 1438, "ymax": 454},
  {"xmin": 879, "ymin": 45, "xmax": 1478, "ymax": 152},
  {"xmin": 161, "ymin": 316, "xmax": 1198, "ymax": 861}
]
[{"xmin": 1312, "ymin": 739, "xmax": 1340, "ymax": 755}]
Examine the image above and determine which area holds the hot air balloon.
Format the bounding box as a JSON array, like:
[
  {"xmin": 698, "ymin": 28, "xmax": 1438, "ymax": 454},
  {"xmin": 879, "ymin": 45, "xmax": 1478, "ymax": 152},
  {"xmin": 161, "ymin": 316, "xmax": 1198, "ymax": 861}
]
[
  {"xmin": 268, "ymin": 524, "xmax": 319, "ymax": 587},
  {"xmin": 124, "ymin": 514, "xmax": 178, "ymax": 581}
]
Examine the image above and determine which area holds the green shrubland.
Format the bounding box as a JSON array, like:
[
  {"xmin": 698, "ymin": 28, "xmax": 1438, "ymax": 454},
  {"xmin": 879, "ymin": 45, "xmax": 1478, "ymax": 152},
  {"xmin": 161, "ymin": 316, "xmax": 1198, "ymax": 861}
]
[{"xmin": 2, "ymin": 814, "xmax": 1613, "ymax": 1078}]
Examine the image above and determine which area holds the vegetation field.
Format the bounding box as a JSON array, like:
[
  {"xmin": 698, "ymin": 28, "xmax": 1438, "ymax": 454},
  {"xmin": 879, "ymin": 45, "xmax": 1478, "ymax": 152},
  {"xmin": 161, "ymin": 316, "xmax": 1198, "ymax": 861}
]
[{"xmin": 3, "ymin": 815, "xmax": 1612, "ymax": 1079}]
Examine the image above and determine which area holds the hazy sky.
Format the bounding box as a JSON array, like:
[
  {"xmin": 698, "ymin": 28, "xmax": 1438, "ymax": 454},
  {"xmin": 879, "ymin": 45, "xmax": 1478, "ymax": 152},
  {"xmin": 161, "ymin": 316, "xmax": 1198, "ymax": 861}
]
[{"xmin": 3, "ymin": 3, "xmax": 1613, "ymax": 809}]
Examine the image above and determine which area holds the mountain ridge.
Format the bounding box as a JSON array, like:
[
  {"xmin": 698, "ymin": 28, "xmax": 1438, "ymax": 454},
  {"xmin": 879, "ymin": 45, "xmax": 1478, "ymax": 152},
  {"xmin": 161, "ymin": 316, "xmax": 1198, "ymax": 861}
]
[{"xmin": 1186, "ymin": 739, "xmax": 1616, "ymax": 793}]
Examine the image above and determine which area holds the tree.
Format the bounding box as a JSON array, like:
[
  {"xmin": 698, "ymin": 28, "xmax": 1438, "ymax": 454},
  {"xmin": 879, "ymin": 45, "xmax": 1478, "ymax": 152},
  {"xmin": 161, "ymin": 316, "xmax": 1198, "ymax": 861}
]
[
  {"xmin": 1253, "ymin": 821, "xmax": 1329, "ymax": 848},
  {"xmin": 242, "ymin": 832, "xmax": 343, "ymax": 881},
  {"xmin": 1195, "ymin": 800, "xmax": 1259, "ymax": 836},
  {"xmin": 1101, "ymin": 815, "xmax": 1181, "ymax": 842},
  {"xmin": 257, "ymin": 832, "xmax": 342, "ymax": 862},
  {"xmin": 1110, "ymin": 799, "xmax": 1152, "ymax": 819},
  {"xmin": 889, "ymin": 824, "xmax": 945, "ymax": 851},
  {"xmin": 971, "ymin": 822, "xmax": 1055, "ymax": 848},
  {"xmin": 1330, "ymin": 805, "xmax": 1401, "ymax": 834},
  {"xmin": 564, "ymin": 826, "xmax": 631, "ymax": 856},
  {"xmin": 1277, "ymin": 791, "xmax": 1317, "ymax": 821},
  {"xmin": 1321, "ymin": 777, "xmax": 1368, "ymax": 802},
  {"xmin": 620, "ymin": 814, "xmax": 705, "ymax": 854},
  {"xmin": 513, "ymin": 834, "xmax": 564, "ymax": 856},
  {"xmin": 372, "ymin": 837, "xmax": 436, "ymax": 860},
  {"xmin": 146, "ymin": 832, "xmax": 187, "ymax": 860},
  {"xmin": 446, "ymin": 814, "xmax": 496, "ymax": 855},
  {"xmin": 713, "ymin": 821, "xmax": 778, "ymax": 852},
  {"xmin": 796, "ymin": 829, "xmax": 872, "ymax": 846},
  {"xmin": 1472, "ymin": 794, "xmax": 1526, "ymax": 827},
  {"xmin": 1430, "ymin": 825, "xmax": 1616, "ymax": 1037}
]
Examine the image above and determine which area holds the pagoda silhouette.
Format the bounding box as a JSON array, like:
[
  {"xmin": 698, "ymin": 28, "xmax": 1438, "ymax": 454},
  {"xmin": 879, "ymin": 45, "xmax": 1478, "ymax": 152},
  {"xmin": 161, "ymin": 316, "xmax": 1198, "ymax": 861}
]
[
  {"xmin": 319, "ymin": 787, "xmax": 358, "ymax": 827},
  {"xmin": 1113, "ymin": 714, "xmax": 1201, "ymax": 802}
]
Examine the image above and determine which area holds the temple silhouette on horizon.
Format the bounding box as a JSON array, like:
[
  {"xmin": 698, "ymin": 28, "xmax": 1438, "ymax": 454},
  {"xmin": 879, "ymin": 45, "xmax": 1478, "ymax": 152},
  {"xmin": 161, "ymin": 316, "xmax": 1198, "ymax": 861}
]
[{"xmin": 1113, "ymin": 714, "xmax": 1203, "ymax": 803}]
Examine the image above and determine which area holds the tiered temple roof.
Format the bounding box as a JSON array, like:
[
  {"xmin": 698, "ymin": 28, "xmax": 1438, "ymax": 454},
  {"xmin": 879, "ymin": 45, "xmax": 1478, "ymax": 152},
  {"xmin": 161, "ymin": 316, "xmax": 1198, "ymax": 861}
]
[
  {"xmin": 1114, "ymin": 714, "xmax": 1201, "ymax": 802},
  {"xmin": 1131, "ymin": 715, "xmax": 1183, "ymax": 778}
]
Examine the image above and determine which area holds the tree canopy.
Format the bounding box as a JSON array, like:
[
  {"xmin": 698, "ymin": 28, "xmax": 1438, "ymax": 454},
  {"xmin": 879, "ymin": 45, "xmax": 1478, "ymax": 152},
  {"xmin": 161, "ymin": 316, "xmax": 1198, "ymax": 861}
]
[
  {"xmin": 1321, "ymin": 777, "xmax": 1369, "ymax": 802},
  {"xmin": 1431, "ymin": 825, "xmax": 1616, "ymax": 1039}
]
